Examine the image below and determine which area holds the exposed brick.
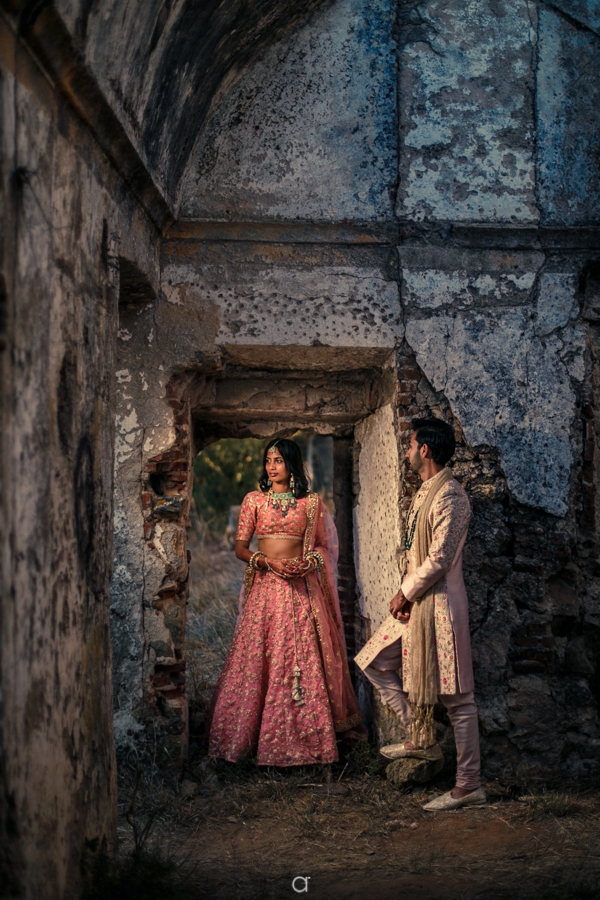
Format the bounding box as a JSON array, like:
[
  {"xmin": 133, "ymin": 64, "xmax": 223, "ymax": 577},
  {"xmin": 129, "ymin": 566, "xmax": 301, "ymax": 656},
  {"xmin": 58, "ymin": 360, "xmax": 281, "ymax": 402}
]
[
  {"xmin": 513, "ymin": 660, "xmax": 546, "ymax": 675},
  {"xmin": 527, "ymin": 624, "xmax": 550, "ymax": 637},
  {"xmin": 583, "ymin": 483, "xmax": 595, "ymax": 502},
  {"xmin": 514, "ymin": 559, "xmax": 544, "ymax": 576},
  {"xmin": 397, "ymin": 367, "xmax": 422, "ymax": 381},
  {"xmin": 532, "ymin": 650, "xmax": 554, "ymax": 663},
  {"xmin": 514, "ymin": 635, "xmax": 538, "ymax": 648},
  {"xmin": 155, "ymin": 660, "xmax": 186, "ymax": 673}
]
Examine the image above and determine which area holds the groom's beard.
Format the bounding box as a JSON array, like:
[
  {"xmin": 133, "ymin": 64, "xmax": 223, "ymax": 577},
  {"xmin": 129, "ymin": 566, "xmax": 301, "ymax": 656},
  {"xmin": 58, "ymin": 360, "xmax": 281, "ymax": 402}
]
[{"xmin": 409, "ymin": 453, "xmax": 423, "ymax": 475}]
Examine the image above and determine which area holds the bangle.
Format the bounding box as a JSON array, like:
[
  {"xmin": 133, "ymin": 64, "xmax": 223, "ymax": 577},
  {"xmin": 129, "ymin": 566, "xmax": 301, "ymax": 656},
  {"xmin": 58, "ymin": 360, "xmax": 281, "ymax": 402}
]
[
  {"xmin": 248, "ymin": 551, "xmax": 266, "ymax": 571},
  {"xmin": 305, "ymin": 551, "xmax": 324, "ymax": 572}
]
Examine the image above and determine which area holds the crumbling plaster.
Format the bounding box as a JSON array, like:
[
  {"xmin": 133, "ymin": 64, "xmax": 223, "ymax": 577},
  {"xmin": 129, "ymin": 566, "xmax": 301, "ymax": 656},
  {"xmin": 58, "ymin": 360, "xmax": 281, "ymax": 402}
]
[
  {"xmin": 402, "ymin": 254, "xmax": 585, "ymax": 516},
  {"xmin": 53, "ymin": 0, "xmax": 332, "ymax": 205},
  {"xmin": 354, "ymin": 404, "xmax": 403, "ymax": 633},
  {"xmin": 179, "ymin": 0, "xmax": 396, "ymax": 221},
  {"xmin": 397, "ymin": 0, "xmax": 538, "ymax": 224}
]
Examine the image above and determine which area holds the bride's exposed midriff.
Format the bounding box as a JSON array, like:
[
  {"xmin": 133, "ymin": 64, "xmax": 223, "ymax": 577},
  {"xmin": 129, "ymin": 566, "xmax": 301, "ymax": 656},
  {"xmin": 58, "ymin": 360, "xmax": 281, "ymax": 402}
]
[{"xmin": 258, "ymin": 538, "xmax": 303, "ymax": 560}]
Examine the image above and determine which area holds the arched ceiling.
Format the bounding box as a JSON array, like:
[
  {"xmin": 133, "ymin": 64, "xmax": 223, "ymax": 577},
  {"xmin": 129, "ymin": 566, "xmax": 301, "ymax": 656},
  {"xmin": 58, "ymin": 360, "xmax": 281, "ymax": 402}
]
[{"xmin": 24, "ymin": 0, "xmax": 331, "ymax": 208}]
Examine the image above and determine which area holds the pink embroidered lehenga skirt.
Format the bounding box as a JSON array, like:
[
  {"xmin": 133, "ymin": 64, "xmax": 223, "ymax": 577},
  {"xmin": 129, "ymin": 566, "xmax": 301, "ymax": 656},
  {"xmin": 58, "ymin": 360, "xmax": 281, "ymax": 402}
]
[{"xmin": 208, "ymin": 566, "xmax": 361, "ymax": 766}]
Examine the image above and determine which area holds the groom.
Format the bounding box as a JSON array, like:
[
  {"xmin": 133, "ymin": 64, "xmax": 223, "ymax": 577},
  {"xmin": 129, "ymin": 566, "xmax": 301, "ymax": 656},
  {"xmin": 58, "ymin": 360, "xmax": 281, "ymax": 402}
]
[{"xmin": 355, "ymin": 417, "xmax": 485, "ymax": 811}]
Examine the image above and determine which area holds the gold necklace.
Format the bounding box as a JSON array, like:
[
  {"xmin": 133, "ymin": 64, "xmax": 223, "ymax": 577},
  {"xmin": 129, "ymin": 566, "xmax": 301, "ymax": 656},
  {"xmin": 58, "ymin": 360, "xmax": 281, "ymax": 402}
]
[{"xmin": 268, "ymin": 489, "xmax": 297, "ymax": 517}]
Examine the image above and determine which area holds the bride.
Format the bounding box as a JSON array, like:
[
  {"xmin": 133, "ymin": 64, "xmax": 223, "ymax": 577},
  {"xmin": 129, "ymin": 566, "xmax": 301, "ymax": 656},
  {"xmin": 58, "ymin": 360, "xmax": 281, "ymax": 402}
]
[{"xmin": 208, "ymin": 438, "xmax": 363, "ymax": 766}]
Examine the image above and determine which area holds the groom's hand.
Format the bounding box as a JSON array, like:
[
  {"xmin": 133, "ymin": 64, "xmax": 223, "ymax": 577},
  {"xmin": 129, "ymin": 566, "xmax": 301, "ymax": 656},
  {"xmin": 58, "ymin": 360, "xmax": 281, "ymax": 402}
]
[{"xmin": 390, "ymin": 589, "xmax": 410, "ymax": 621}]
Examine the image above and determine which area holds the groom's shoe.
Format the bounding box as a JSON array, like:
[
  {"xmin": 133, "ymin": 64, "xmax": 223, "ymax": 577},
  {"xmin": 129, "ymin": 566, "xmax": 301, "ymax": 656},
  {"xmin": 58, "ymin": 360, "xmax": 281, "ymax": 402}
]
[
  {"xmin": 422, "ymin": 787, "xmax": 487, "ymax": 811},
  {"xmin": 380, "ymin": 742, "xmax": 443, "ymax": 762}
]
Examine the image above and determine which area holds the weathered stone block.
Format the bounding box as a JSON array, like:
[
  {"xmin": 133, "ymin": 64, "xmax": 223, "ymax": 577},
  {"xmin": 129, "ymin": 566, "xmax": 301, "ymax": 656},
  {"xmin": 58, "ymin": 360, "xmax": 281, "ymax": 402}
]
[
  {"xmin": 385, "ymin": 754, "xmax": 445, "ymax": 788},
  {"xmin": 398, "ymin": 0, "xmax": 538, "ymax": 223},
  {"xmin": 404, "ymin": 264, "xmax": 585, "ymax": 516},
  {"xmin": 564, "ymin": 637, "xmax": 596, "ymax": 677},
  {"xmin": 546, "ymin": 577, "xmax": 580, "ymax": 618},
  {"xmin": 161, "ymin": 250, "xmax": 401, "ymax": 353},
  {"xmin": 537, "ymin": 8, "xmax": 600, "ymax": 224}
]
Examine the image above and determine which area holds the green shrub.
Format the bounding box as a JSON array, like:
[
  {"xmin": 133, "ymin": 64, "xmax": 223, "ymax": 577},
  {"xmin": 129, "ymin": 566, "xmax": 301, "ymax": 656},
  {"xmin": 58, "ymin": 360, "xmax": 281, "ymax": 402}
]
[{"xmin": 193, "ymin": 438, "xmax": 265, "ymax": 531}]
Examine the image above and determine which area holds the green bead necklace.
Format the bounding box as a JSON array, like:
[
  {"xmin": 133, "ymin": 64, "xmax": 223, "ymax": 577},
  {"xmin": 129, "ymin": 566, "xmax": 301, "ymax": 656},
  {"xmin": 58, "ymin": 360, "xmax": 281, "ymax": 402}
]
[
  {"xmin": 403, "ymin": 508, "xmax": 419, "ymax": 551},
  {"xmin": 267, "ymin": 489, "xmax": 297, "ymax": 517}
]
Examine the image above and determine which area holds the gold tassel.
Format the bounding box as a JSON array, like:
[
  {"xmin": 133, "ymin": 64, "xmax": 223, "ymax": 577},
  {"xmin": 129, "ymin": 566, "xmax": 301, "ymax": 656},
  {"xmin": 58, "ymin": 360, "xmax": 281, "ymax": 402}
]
[
  {"xmin": 409, "ymin": 703, "xmax": 435, "ymax": 748},
  {"xmin": 243, "ymin": 566, "xmax": 253, "ymax": 599},
  {"xmin": 292, "ymin": 665, "xmax": 305, "ymax": 705}
]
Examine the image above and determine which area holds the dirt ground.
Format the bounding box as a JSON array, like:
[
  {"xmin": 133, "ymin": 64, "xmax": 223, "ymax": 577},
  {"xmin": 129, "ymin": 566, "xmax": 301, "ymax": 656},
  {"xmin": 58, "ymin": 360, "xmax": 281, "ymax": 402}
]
[
  {"xmin": 121, "ymin": 525, "xmax": 600, "ymax": 900},
  {"xmin": 118, "ymin": 755, "xmax": 600, "ymax": 900}
]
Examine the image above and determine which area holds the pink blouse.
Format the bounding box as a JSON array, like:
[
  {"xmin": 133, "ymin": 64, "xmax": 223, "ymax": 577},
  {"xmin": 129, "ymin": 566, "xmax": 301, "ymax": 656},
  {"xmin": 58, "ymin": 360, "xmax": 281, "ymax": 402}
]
[{"xmin": 236, "ymin": 491, "xmax": 308, "ymax": 542}]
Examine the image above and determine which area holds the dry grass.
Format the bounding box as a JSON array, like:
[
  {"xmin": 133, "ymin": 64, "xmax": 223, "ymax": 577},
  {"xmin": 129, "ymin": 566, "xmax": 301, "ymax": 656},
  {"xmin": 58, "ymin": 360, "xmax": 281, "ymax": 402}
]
[{"xmin": 185, "ymin": 517, "xmax": 245, "ymax": 741}]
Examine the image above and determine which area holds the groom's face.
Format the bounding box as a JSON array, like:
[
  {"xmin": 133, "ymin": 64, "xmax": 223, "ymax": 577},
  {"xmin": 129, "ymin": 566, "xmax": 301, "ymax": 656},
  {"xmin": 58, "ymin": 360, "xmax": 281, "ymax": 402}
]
[{"xmin": 406, "ymin": 432, "xmax": 425, "ymax": 474}]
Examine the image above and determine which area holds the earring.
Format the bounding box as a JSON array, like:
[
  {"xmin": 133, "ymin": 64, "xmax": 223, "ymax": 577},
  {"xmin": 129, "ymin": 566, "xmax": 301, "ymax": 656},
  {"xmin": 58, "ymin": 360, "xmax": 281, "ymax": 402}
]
[
  {"xmin": 266, "ymin": 478, "xmax": 272, "ymax": 488},
  {"xmin": 290, "ymin": 474, "xmax": 295, "ymax": 491}
]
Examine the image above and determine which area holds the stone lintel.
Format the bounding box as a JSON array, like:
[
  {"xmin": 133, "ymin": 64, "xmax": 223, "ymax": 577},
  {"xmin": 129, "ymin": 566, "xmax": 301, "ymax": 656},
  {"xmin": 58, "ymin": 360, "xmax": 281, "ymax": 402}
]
[
  {"xmin": 165, "ymin": 220, "xmax": 399, "ymax": 245},
  {"xmin": 163, "ymin": 221, "xmax": 600, "ymax": 253},
  {"xmin": 193, "ymin": 420, "xmax": 356, "ymax": 445},
  {"xmin": 399, "ymin": 222, "xmax": 600, "ymax": 252},
  {"xmin": 220, "ymin": 345, "xmax": 396, "ymax": 372}
]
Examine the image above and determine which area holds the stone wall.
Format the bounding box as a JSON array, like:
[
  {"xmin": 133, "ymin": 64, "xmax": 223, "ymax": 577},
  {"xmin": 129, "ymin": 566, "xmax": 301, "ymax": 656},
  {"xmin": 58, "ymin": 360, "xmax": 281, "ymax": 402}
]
[
  {"xmin": 0, "ymin": 23, "xmax": 116, "ymax": 900},
  {"xmin": 0, "ymin": 7, "xmax": 162, "ymax": 897}
]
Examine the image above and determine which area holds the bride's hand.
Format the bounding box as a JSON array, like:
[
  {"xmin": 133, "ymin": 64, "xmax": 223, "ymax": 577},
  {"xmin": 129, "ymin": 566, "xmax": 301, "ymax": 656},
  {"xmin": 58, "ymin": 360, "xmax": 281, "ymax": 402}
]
[
  {"xmin": 286, "ymin": 559, "xmax": 314, "ymax": 578},
  {"xmin": 264, "ymin": 558, "xmax": 290, "ymax": 578}
]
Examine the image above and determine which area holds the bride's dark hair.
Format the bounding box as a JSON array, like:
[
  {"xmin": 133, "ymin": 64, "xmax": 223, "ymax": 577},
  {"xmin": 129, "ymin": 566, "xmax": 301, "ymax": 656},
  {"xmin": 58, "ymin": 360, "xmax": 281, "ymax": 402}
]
[{"xmin": 258, "ymin": 439, "xmax": 310, "ymax": 498}]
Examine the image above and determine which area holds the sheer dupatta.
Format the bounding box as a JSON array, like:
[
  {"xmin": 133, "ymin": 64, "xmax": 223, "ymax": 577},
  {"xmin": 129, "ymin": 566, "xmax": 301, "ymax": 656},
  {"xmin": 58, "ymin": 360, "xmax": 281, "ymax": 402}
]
[{"xmin": 303, "ymin": 495, "xmax": 363, "ymax": 733}]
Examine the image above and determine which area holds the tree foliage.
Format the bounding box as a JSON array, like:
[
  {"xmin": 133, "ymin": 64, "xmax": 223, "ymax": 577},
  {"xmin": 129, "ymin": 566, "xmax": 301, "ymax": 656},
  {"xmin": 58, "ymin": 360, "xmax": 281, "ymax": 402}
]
[{"xmin": 192, "ymin": 438, "xmax": 266, "ymax": 531}]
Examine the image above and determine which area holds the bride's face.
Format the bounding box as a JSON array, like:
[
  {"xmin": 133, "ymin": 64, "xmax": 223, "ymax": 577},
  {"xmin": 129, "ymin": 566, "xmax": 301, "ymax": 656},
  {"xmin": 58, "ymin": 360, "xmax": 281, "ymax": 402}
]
[{"xmin": 266, "ymin": 449, "xmax": 290, "ymax": 488}]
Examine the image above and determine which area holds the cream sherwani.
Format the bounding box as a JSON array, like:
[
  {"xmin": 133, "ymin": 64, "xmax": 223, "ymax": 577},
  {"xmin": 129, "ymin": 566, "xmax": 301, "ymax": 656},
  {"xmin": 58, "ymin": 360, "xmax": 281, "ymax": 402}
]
[
  {"xmin": 355, "ymin": 471, "xmax": 481, "ymax": 791},
  {"xmin": 355, "ymin": 473, "xmax": 473, "ymax": 694}
]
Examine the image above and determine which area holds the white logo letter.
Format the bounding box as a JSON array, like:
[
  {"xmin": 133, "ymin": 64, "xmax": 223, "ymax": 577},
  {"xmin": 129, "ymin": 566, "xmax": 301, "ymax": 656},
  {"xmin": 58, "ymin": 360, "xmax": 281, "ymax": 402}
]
[{"xmin": 292, "ymin": 876, "xmax": 311, "ymax": 893}]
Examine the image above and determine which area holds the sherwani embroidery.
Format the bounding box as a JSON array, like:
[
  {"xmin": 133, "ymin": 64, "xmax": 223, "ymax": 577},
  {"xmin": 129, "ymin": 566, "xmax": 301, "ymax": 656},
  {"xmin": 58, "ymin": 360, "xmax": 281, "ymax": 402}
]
[{"xmin": 355, "ymin": 476, "xmax": 473, "ymax": 695}]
